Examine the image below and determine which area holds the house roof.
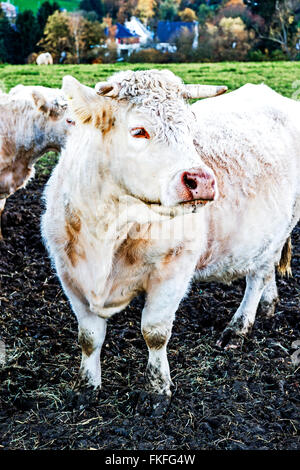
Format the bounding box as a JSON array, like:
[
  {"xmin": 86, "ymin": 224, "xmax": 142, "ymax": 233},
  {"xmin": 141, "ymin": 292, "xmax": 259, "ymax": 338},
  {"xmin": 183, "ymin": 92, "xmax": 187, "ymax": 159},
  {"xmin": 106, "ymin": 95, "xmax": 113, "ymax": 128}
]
[
  {"xmin": 125, "ymin": 16, "xmax": 153, "ymax": 41},
  {"xmin": 114, "ymin": 23, "xmax": 139, "ymax": 39},
  {"xmin": 157, "ymin": 21, "xmax": 196, "ymax": 43}
]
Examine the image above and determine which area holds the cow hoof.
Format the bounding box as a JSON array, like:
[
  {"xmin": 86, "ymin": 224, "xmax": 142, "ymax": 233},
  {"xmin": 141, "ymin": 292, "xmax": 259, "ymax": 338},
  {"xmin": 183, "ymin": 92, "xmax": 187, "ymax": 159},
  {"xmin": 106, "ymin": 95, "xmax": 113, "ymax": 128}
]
[
  {"xmin": 71, "ymin": 375, "xmax": 101, "ymax": 408},
  {"xmin": 135, "ymin": 391, "xmax": 171, "ymax": 417},
  {"xmin": 259, "ymin": 299, "xmax": 277, "ymax": 318},
  {"xmin": 73, "ymin": 386, "xmax": 101, "ymax": 408},
  {"xmin": 216, "ymin": 327, "xmax": 245, "ymax": 350}
]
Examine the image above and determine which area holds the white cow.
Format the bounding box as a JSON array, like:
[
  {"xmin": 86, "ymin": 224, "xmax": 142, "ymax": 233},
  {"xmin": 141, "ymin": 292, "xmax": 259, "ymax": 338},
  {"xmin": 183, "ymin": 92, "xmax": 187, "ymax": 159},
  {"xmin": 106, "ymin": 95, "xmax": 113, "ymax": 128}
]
[
  {"xmin": 0, "ymin": 85, "xmax": 69, "ymax": 238},
  {"xmin": 36, "ymin": 52, "xmax": 53, "ymax": 65},
  {"xmin": 9, "ymin": 84, "xmax": 66, "ymax": 108},
  {"xmin": 41, "ymin": 70, "xmax": 299, "ymax": 406}
]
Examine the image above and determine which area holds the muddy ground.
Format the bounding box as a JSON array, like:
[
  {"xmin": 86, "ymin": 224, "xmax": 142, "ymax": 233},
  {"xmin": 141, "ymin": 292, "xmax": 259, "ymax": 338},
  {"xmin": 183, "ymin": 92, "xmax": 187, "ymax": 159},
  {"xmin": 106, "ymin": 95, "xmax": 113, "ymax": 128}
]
[{"xmin": 0, "ymin": 168, "xmax": 299, "ymax": 451}]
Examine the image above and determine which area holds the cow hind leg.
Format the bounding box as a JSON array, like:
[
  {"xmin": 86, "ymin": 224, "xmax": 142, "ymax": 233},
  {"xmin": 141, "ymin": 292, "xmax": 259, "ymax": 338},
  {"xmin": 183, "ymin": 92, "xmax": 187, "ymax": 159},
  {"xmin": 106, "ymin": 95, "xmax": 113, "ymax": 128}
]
[
  {"xmin": 258, "ymin": 237, "xmax": 292, "ymax": 318},
  {"xmin": 259, "ymin": 268, "xmax": 279, "ymax": 317},
  {"xmin": 217, "ymin": 266, "xmax": 274, "ymax": 349}
]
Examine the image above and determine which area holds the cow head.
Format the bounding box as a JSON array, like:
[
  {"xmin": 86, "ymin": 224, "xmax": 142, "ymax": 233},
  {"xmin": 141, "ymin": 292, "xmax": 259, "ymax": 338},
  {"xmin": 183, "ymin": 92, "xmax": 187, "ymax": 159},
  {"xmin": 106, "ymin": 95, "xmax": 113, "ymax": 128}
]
[
  {"xmin": 9, "ymin": 84, "xmax": 68, "ymax": 119},
  {"xmin": 62, "ymin": 71, "xmax": 226, "ymax": 208},
  {"xmin": 0, "ymin": 86, "xmax": 69, "ymax": 199}
]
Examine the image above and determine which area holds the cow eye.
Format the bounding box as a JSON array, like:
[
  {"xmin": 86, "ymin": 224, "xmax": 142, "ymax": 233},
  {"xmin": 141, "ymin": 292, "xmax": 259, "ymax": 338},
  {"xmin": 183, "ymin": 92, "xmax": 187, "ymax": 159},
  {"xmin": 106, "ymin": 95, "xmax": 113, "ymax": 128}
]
[{"xmin": 130, "ymin": 127, "xmax": 150, "ymax": 139}]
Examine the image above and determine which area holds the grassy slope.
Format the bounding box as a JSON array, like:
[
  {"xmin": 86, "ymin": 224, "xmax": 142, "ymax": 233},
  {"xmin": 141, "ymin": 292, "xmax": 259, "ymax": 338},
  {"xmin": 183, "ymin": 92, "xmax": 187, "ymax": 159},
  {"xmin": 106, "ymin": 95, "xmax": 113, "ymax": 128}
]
[
  {"xmin": 0, "ymin": 62, "xmax": 300, "ymax": 98},
  {"xmin": 10, "ymin": 0, "xmax": 81, "ymax": 13}
]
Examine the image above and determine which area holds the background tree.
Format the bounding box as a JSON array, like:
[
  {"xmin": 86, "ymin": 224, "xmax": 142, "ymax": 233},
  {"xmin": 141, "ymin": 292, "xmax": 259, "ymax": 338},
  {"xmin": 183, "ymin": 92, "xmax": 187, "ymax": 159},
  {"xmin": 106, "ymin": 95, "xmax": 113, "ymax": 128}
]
[
  {"xmin": 226, "ymin": 0, "xmax": 244, "ymax": 6},
  {"xmin": 102, "ymin": 0, "xmax": 120, "ymax": 20},
  {"xmin": 38, "ymin": 10, "xmax": 72, "ymax": 62},
  {"xmin": 158, "ymin": 0, "xmax": 179, "ymax": 20},
  {"xmin": 136, "ymin": 0, "xmax": 156, "ymax": 24},
  {"xmin": 198, "ymin": 3, "xmax": 213, "ymax": 25},
  {"xmin": 116, "ymin": 0, "xmax": 138, "ymax": 22},
  {"xmin": 0, "ymin": 7, "xmax": 19, "ymax": 64},
  {"xmin": 244, "ymin": 0, "xmax": 277, "ymax": 28},
  {"xmin": 196, "ymin": 12, "xmax": 252, "ymax": 61},
  {"xmin": 37, "ymin": 1, "xmax": 61, "ymax": 38},
  {"xmin": 16, "ymin": 10, "xmax": 40, "ymax": 63},
  {"xmin": 79, "ymin": 0, "xmax": 106, "ymax": 20},
  {"xmin": 259, "ymin": 0, "xmax": 299, "ymax": 57},
  {"xmin": 68, "ymin": 12, "xmax": 85, "ymax": 63},
  {"xmin": 245, "ymin": 0, "xmax": 300, "ymax": 57},
  {"xmin": 175, "ymin": 27, "xmax": 195, "ymax": 60},
  {"xmin": 68, "ymin": 12, "xmax": 106, "ymax": 62},
  {"xmin": 178, "ymin": 7, "xmax": 197, "ymax": 21}
]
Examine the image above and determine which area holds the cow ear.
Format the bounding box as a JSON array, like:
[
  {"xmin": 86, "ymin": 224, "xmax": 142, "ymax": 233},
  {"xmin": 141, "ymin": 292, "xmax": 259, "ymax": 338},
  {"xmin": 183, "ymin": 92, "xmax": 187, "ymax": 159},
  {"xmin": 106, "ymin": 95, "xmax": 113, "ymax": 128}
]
[
  {"xmin": 95, "ymin": 82, "xmax": 120, "ymax": 98},
  {"xmin": 62, "ymin": 75, "xmax": 104, "ymax": 125},
  {"xmin": 62, "ymin": 75, "xmax": 83, "ymax": 101},
  {"xmin": 32, "ymin": 89, "xmax": 67, "ymax": 119},
  {"xmin": 32, "ymin": 90, "xmax": 48, "ymax": 113}
]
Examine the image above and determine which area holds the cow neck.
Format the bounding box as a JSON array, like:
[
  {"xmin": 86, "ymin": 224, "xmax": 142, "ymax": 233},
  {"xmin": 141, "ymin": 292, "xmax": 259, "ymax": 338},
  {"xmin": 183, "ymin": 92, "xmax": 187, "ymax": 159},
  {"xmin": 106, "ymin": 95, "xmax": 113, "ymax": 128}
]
[{"xmin": 41, "ymin": 113, "xmax": 68, "ymax": 155}]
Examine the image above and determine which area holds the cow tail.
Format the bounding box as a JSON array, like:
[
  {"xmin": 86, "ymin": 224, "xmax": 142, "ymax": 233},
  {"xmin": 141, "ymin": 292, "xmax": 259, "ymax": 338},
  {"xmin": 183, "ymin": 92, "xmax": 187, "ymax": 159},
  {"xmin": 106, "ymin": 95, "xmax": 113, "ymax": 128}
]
[{"xmin": 277, "ymin": 236, "xmax": 292, "ymax": 277}]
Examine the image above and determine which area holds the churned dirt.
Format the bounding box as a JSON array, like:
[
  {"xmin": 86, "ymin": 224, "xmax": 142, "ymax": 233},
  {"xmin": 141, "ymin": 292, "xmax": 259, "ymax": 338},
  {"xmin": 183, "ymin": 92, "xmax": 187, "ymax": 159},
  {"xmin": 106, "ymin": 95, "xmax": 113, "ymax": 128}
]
[{"xmin": 0, "ymin": 168, "xmax": 299, "ymax": 450}]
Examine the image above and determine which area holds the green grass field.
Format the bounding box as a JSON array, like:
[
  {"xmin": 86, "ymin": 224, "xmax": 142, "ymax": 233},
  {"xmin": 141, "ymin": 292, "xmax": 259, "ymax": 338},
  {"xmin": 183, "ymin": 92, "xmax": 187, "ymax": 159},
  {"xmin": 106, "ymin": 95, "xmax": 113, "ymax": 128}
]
[
  {"xmin": 1, "ymin": 61, "xmax": 298, "ymax": 173},
  {"xmin": 1, "ymin": 62, "xmax": 300, "ymax": 98},
  {"xmin": 10, "ymin": 0, "xmax": 81, "ymax": 13}
]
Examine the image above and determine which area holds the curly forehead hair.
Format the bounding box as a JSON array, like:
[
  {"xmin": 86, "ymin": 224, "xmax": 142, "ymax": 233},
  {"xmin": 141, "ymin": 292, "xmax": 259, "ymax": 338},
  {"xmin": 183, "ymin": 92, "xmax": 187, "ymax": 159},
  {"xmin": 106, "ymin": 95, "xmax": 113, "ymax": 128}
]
[{"xmin": 107, "ymin": 69, "xmax": 197, "ymax": 144}]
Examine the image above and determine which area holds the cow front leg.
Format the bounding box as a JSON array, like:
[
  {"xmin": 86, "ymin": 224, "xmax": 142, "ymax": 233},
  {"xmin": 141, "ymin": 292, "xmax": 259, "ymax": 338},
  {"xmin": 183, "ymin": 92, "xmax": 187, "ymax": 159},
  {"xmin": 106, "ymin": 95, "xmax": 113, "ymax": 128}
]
[
  {"xmin": 142, "ymin": 322, "xmax": 172, "ymax": 397},
  {"xmin": 58, "ymin": 269, "xmax": 107, "ymax": 394},
  {"xmin": 77, "ymin": 313, "xmax": 107, "ymax": 389},
  {"xmin": 0, "ymin": 198, "xmax": 6, "ymax": 240},
  {"xmin": 137, "ymin": 271, "xmax": 192, "ymax": 417},
  {"xmin": 217, "ymin": 267, "xmax": 274, "ymax": 348},
  {"xmin": 140, "ymin": 253, "xmax": 198, "ymax": 403}
]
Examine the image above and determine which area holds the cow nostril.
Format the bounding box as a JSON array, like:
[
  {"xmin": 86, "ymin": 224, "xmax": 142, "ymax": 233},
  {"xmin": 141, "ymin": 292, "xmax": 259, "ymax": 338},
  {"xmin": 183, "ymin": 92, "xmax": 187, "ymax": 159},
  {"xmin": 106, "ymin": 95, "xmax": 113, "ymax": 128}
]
[{"xmin": 183, "ymin": 173, "xmax": 198, "ymax": 190}]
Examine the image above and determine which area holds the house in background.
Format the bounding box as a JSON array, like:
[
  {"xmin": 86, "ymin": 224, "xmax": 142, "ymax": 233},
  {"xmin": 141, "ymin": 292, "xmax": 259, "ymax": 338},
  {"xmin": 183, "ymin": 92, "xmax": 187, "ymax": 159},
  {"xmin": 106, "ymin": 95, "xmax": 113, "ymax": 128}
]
[
  {"xmin": 156, "ymin": 21, "xmax": 199, "ymax": 53},
  {"xmin": 0, "ymin": 1, "xmax": 17, "ymax": 20},
  {"xmin": 125, "ymin": 16, "xmax": 154, "ymax": 46},
  {"xmin": 104, "ymin": 18, "xmax": 200, "ymax": 58},
  {"xmin": 105, "ymin": 22, "xmax": 140, "ymax": 57}
]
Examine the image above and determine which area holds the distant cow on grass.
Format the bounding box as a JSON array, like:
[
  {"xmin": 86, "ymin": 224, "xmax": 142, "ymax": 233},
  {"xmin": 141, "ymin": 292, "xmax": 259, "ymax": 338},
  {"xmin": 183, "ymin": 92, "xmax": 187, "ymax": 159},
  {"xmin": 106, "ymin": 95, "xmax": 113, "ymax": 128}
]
[
  {"xmin": 42, "ymin": 70, "xmax": 299, "ymax": 405},
  {"xmin": 36, "ymin": 52, "xmax": 53, "ymax": 65},
  {"xmin": 0, "ymin": 85, "xmax": 68, "ymax": 239}
]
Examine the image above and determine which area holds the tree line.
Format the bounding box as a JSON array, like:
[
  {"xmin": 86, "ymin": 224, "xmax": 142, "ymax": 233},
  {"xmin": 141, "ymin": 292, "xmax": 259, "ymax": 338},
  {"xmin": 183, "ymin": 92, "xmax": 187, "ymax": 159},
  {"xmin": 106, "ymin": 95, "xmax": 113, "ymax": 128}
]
[{"xmin": 0, "ymin": 0, "xmax": 299, "ymax": 64}]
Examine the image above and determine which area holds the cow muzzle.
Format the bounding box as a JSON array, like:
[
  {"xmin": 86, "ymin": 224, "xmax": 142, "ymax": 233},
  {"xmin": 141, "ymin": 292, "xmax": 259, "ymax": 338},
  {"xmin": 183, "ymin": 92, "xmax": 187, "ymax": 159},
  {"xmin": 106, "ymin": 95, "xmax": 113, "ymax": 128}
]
[{"xmin": 171, "ymin": 167, "xmax": 217, "ymax": 206}]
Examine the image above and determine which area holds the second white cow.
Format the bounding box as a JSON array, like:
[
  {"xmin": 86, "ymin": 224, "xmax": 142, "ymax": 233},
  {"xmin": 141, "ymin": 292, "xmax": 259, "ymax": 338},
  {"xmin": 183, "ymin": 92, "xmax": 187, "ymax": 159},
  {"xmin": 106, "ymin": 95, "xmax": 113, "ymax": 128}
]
[{"xmin": 0, "ymin": 85, "xmax": 69, "ymax": 238}]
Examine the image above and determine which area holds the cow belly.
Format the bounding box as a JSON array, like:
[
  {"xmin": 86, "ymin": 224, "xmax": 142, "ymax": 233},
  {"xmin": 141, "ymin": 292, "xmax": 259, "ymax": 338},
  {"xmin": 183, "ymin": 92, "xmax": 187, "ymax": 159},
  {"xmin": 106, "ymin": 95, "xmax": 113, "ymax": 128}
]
[
  {"xmin": 195, "ymin": 238, "xmax": 277, "ymax": 283},
  {"xmin": 195, "ymin": 228, "xmax": 285, "ymax": 284},
  {"xmin": 194, "ymin": 200, "xmax": 295, "ymax": 284},
  {"xmin": 195, "ymin": 253, "xmax": 260, "ymax": 284}
]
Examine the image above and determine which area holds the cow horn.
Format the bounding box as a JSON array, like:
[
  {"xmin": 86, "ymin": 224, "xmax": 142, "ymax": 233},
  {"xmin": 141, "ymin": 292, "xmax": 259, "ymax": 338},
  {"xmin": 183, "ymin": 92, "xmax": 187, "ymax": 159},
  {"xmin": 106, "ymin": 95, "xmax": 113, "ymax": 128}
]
[
  {"xmin": 95, "ymin": 82, "xmax": 120, "ymax": 98},
  {"xmin": 183, "ymin": 85, "xmax": 228, "ymax": 99}
]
